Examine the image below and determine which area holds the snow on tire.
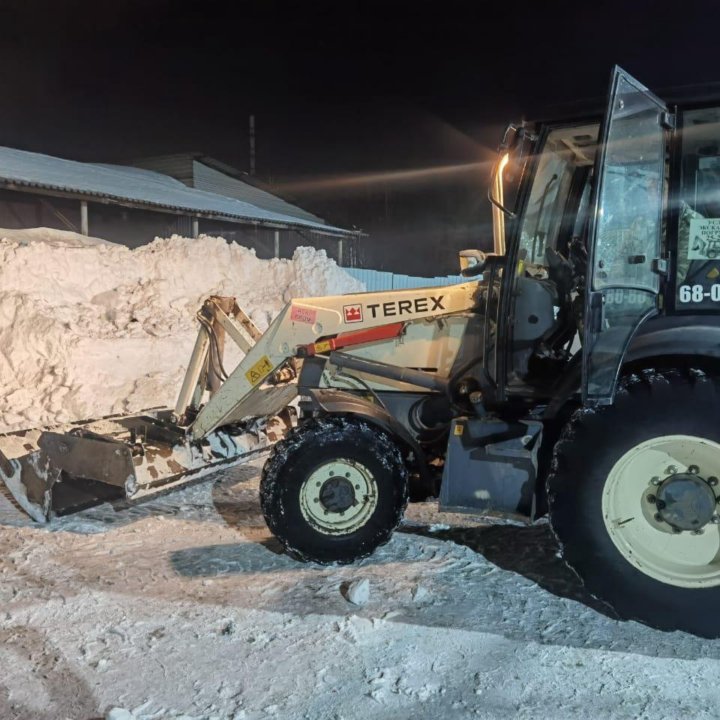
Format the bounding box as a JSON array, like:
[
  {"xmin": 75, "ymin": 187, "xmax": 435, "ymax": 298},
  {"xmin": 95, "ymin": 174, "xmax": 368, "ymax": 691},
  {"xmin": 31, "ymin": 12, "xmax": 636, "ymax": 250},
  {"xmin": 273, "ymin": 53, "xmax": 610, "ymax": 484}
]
[{"xmin": 260, "ymin": 416, "xmax": 409, "ymax": 564}]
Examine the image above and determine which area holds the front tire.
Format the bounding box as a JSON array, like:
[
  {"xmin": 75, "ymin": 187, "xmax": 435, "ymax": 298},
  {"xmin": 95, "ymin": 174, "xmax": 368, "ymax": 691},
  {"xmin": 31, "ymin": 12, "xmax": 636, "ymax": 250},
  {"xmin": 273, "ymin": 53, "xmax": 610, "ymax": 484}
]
[
  {"xmin": 260, "ymin": 416, "xmax": 409, "ymax": 564},
  {"xmin": 548, "ymin": 370, "xmax": 720, "ymax": 636}
]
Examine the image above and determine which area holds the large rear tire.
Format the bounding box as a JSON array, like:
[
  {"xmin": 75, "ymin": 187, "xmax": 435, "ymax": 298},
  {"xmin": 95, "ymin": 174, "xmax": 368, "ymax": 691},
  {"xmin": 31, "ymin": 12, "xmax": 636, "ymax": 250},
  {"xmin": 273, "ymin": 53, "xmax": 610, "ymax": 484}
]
[
  {"xmin": 548, "ymin": 370, "xmax": 720, "ymax": 637},
  {"xmin": 260, "ymin": 416, "xmax": 409, "ymax": 564}
]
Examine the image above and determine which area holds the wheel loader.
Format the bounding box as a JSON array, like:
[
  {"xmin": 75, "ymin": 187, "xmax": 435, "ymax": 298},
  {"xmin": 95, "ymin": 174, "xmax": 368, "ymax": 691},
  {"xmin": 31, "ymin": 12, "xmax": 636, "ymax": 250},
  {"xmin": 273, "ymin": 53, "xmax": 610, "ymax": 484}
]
[{"xmin": 3, "ymin": 65, "xmax": 720, "ymax": 636}]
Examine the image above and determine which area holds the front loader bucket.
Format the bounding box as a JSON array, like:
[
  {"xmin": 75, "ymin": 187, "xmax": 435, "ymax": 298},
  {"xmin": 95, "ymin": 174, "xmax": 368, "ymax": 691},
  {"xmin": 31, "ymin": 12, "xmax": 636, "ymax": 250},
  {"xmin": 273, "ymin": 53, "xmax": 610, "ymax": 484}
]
[{"xmin": 0, "ymin": 407, "xmax": 289, "ymax": 521}]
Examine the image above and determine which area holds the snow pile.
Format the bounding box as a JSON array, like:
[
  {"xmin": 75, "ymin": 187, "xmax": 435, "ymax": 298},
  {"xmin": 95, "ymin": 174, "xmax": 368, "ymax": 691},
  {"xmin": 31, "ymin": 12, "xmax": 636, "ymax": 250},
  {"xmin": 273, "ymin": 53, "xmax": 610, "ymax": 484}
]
[{"xmin": 0, "ymin": 229, "xmax": 363, "ymax": 432}]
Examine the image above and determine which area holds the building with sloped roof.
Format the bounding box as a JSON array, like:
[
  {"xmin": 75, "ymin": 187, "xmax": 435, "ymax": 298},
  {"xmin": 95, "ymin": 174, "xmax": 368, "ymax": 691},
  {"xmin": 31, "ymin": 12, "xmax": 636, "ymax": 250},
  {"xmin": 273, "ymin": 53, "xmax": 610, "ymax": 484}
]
[
  {"xmin": 132, "ymin": 153, "xmax": 326, "ymax": 225},
  {"xmin": 0, "ymin": 146, "xmax": 360, "ymax": 263}
]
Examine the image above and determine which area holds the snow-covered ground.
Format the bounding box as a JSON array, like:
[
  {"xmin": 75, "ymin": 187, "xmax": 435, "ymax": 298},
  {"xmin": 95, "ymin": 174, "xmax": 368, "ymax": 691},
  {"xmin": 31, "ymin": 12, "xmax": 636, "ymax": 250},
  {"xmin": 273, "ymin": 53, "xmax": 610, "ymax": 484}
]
[{"xmin": 1, "ymin": 461, "xmax": 720, "ymax": 720}]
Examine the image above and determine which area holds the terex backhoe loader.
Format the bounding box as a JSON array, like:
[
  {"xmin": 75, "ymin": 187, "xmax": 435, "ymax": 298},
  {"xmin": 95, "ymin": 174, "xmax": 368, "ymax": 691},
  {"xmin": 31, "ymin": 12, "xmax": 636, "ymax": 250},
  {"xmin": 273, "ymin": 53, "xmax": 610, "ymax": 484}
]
[{"xmin": 4, "ymin": 66, "xmax": 720, "ymax": 635}]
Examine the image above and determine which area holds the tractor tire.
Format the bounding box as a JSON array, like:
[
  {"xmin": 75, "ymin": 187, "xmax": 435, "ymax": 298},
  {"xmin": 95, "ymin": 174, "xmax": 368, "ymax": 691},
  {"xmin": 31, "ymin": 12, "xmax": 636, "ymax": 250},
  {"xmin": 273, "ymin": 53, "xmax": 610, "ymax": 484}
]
[
  {"xmin": 260, "ymin": 416, "xmax": 409, "ymax": 564},
  {"xmin": 548, "ymin": 369, "xmax": 720, "ymax": 637}
]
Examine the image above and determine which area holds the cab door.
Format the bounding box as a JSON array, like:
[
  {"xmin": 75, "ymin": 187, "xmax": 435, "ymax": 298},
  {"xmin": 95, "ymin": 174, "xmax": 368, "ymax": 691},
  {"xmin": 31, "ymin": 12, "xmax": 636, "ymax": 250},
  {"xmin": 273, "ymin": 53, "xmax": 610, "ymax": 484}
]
[{"xmin": 583, "ymin": 67, "xmax": 669, "ymax": 405}]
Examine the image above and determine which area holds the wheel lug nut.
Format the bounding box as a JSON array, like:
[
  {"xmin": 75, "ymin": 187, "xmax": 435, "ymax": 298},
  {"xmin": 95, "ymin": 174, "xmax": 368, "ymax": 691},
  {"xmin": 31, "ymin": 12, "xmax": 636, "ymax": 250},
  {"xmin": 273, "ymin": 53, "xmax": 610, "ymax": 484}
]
[
  {"xmin": 689, "ymin": 465, "xmax": 700, "ymax": 475},
  {"xmin": 666, "ymin": 465, "xmax": 678, "ymax": 475},
  {"xmin": 692, "ymin": 528, "xmax": 705, "ymax": 535},
  {"xmin": 656, "ymin": 499, "xmax": 666, "ymax": 510},
  {"xmin": 672, "ymin": 526, "xmax": 682, "ymax": 534},
  {"xmin": 709, "ymin": 477, "xmax": 719, "ymax": 487},
  {"xmin": 647, "ymin": 494, "xmax": 657, "ymax": 504},
  {"xmin": 654, "ymin": 512, "xmax": 664, "ymax": 522},
  {"xmin": 712, "ymin": 516, "xmax": 720, "ymax": 524},
  {"xmin": 650, "ymin": 476, "xmax": 662, "ymax": 486}
]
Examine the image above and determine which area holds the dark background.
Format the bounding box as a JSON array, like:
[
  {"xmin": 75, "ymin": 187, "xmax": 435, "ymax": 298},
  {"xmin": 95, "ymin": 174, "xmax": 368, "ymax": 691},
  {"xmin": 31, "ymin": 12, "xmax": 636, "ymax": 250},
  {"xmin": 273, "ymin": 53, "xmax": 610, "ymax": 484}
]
[{"xmin": 1, "ymin": 0, "xmax": 718, "ymax": 273}]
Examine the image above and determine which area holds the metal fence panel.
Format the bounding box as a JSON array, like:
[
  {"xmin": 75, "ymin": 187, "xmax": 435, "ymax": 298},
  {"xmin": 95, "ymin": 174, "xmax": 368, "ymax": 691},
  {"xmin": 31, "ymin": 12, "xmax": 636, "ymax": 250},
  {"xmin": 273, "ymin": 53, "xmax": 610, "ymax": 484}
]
[{"xmin": 345, "ymin": 268, "xmax": 464, "ymax": 292}]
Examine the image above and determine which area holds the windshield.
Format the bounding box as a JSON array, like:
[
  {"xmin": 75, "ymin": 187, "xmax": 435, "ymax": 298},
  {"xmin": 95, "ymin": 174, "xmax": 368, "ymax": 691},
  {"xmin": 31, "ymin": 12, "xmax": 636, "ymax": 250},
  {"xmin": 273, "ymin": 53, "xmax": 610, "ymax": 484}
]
[{"xmin": 517, "ymin": 124, "xmax": 599, "ymax": 269}]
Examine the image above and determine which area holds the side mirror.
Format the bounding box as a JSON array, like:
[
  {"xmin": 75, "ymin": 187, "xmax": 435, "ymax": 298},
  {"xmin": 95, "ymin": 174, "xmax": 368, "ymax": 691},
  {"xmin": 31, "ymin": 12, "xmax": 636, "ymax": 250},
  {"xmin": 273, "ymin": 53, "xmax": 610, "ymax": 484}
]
[{"xmin": 459, "ymin": 249, "xmax": 488, "ymax": 277}]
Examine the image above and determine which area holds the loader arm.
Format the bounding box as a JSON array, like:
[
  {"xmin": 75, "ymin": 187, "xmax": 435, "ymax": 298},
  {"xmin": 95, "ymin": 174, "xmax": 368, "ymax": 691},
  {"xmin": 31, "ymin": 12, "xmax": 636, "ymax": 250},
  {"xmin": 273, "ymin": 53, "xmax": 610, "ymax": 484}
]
[
  {"xmin": 0, "ymin": 283, "xmax": 479, "ymax": 521},
  {"xmin": 188, "ymin": 282, "xmax": 481, "ymax": 441}
]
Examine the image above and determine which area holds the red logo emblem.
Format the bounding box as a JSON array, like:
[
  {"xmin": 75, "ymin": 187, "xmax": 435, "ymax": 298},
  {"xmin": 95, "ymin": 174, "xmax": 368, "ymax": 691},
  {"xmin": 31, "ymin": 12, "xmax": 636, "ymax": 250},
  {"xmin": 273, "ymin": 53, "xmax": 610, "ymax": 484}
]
[{"xmin": 343, "ymin": 304, "xmax": 363, "ymax": 323}]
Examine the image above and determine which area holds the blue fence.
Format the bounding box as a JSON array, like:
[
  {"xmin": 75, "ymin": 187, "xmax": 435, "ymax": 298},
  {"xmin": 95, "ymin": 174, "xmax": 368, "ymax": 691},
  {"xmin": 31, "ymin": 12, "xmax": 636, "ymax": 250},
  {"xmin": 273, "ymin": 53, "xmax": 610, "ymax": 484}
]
[{"xmin": 345, "ymin": 267, "xmax": 464, "ymax": 292}]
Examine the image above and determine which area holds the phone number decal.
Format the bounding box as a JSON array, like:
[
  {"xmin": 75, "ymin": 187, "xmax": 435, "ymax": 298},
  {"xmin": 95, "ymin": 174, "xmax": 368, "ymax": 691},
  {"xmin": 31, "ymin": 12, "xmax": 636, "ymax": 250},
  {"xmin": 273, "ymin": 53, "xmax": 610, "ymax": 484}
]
[
  {"xmin": 605, "ymin": 288, "xmax": 651, "ymax": 305},
  {"xmin": 678, "ymin": 284, "xmax": 720, "ymax": 303}
]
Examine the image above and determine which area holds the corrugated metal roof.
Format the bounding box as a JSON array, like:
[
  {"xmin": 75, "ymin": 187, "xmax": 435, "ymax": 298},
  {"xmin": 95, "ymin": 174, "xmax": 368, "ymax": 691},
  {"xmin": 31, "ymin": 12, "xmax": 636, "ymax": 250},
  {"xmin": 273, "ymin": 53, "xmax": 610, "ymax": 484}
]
[
  {"xmin": 0, "ymin": 146, "xmax": 356, "ymax": 236},
  {"xmin": 131, "ymin": 154, "xmax": 196, "ymax": 186},
  {"xmin": 193, "ymin": 161, "xmax": 325, "ymax": 224},
  {"xmin": 133, "ymin": 153, "xmax": 328, "ymax": 226}
]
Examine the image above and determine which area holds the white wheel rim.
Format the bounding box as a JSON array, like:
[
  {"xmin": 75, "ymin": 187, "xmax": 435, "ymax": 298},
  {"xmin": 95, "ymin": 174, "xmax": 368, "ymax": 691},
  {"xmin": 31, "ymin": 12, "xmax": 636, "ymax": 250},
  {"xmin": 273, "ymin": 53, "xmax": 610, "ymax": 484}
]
[
  {"xmin": 299, "ymin": 459, "xmax": 378, "ymax": 535},
  {"xmin": 603, "ymin": 434, "xmax": 720, "ymax": 588}
]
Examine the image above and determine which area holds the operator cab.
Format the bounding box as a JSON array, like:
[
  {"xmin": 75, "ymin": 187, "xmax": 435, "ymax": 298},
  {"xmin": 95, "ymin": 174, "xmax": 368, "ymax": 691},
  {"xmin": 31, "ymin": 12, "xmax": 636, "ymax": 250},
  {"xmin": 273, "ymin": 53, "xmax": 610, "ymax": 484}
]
[
  {"xmin": 463, "ymin": 121, "xmax": 601, "ymax": 399},
  {"xmin": 471, "ymin": 69, "xmax": 671, "ymax": 406},
  {"xmin": 462, "ymin": 67, "xmax": 720, "ymax": 413},
  {"xmin": 507, "ymin": 123, "xmax": 599, "ymax": 391}
]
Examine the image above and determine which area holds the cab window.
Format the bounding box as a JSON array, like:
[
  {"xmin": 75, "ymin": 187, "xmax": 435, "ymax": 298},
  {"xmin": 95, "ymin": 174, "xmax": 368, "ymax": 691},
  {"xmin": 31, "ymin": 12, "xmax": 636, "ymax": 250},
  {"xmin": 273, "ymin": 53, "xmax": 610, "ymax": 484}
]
[
  {"xmin": 508, "ymin": 124, "xmax": 598, "ymax": 388},
  {"xmin": 676, "ymin": 107, "xmax": 720, "ymax": 308},
  {"xmin": 517, "ymin": 125, "xmax": 598, "ymax": 273}
]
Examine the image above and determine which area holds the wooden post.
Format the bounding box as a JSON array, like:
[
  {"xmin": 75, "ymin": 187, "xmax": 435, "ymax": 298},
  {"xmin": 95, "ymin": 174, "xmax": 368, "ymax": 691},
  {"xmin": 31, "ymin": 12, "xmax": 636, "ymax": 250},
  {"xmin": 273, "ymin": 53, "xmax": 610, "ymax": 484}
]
[
  {"xmin": 274, "ymin": 229, "xmax": 280, "ymax": 258},
  {"xmin": 80, "ymin": 200, "xmax": 88, "ymax": 236},
  {"xmin": 191, "ymin": 217, "xmax": 199, "ymax": 238}
]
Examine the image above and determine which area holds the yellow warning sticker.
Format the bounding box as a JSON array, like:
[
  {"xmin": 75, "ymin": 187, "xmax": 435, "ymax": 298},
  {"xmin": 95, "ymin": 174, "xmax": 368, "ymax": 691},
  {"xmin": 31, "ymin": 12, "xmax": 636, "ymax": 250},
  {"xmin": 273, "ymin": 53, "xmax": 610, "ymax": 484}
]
[
  {"xmin": 245, "ymin": 355, "xmax": 274, "ymax": 386},
  {"xmin": 454, "ymin": 423, "xmax": 464, "ymax": 436},
  {"xmin": 314, "ymin": 340, "xmax": 332, "ymax": 354}
]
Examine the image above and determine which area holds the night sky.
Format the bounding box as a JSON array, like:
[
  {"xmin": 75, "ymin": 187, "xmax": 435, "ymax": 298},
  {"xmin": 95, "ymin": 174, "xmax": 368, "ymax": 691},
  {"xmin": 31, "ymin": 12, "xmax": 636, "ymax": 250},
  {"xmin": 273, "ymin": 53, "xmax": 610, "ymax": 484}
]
[
  {"xmin": 0, "ymin": 0, "xmax": 718, "ymax": 272},
  {"xmin": 2, "ymin": 0, "xmax": 718, "ymax": 179}
]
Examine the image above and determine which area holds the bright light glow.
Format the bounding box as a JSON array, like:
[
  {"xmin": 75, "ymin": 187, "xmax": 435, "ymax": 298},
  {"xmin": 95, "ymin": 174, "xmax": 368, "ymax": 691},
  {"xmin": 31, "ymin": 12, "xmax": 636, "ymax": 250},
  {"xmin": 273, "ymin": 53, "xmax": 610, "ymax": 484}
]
[
  {"xmin": 491, "ymin": 153, "xmax": 510, "ymax": 255},
  {"xmin": 498, "ymin": 152, "xmax": 510, "ymax": 175},
  {"xmin": 277, "ymin": 161, "xmax": 490, "ymax": 194}
]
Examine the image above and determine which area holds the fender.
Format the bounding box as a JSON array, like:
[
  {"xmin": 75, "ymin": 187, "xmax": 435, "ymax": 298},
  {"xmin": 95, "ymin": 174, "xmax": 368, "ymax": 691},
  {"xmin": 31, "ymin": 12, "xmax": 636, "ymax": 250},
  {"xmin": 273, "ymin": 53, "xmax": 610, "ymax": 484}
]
[
  {"xmin": 625, "ymin": 315, "xmax": 720, "ymax": 364},
  {"xmin": 303, "ymin": 387, "xmax": 431, "ymax": 484},
  {"xmin": 545, "ymin": 315, "xmax": 720, "ymax": 419}
]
